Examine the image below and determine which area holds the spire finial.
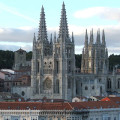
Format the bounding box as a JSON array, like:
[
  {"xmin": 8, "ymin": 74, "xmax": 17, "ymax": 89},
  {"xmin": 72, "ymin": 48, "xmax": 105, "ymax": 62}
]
[
  {"xmin": 85, "ymin": 29, "xmax": 88, "ymax": 47},
  {"xmin": 62, "ymin": 1, "xmax": 65, "ymax": 8},
  {"xmin": 33, "ymin": 33, "xmax": 36, "ymax": 51},
  {"xmin": 72, "ymin": 32, "xmax": 74, "ymax": 43},
  {"xmin": 102, "ymin": 29, "xmax": 106, "ymax": 46},
  {"xmin": 58, "ymin": 2, "xmax": 69, "ymax": 40},
  {"xmin": 85, "ymin": 29, "xmax": 88, "ymax": 38},
  {"xmin": 50, "ymin": 33, "xmax": 52, "ymax": 44},
  {"xmin": 41, "ymin": 5, "xmax": 44, "ymax": 12},
  {"xmin": 54, "ymin": 32, "xmax": 56, "ymax": 43},
  {"xmin": 90, "ymin": 29, "xmax": 93, "ymax": 44},
  {"xmin": 33, "ymin": 33, "xmax": 36, "ymax": 42},
  {"xmin": 38, "ymin": 6, "xmax": 48, "ymax": 42}
]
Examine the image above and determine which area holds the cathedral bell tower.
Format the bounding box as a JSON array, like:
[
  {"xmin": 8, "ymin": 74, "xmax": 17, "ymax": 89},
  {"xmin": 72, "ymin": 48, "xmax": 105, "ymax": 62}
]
[
  {"xmin": 53, "ymin": 2, "xmax": 76, "ymax": 100},
  {"xmin": 31, "ymin": 6, "xmax": 52, "ymax": 95}
]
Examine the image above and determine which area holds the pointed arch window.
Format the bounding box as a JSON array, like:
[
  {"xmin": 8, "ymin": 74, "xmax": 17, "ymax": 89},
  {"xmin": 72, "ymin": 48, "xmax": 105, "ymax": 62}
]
[
  {"xmin": 107, "ymin": 78, "xmax": 111, "ymax": 89},
  {"xmin": 68, "ymin": 61, "xmax": 71, "ymax": 73},
  {"xmin": 68, "ymin": 79, "xmax": 71, "ymax": 89},
  {"xmin": 37, "ymin": 61, "xmax": 39, "ymax": 73},
  {"xmin": 118, "ymin": 78, "xmax": 120, "ymax": 89},
  {"xmin": 56, "ymin": 61, "xmax": 59, "ymax": 74},
  {"xmin": 56, "ymin": 80, "xmax": 59, "ymax": 93}
]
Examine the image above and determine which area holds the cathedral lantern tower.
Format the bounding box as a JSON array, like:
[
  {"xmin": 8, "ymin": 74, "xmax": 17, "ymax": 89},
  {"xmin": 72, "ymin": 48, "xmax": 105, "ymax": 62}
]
[{"xmin": 81, "ymin": 29, "xmax": 109, "ymax": 74}]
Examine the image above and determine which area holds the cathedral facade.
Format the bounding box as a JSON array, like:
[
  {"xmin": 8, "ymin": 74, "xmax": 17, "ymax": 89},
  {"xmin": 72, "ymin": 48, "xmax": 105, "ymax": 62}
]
[
  {"xmin": 13, "ymin": 3, "xmax": 120, "ymax": 101},
  {"xmin": 31, "ymin": 3, "xmax": 75, "ymax": 100}
]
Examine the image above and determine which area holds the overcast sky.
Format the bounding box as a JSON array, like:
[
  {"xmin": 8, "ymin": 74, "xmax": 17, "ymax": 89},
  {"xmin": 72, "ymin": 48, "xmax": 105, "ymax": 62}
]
[{"xmin": 0, "ymin": 0, "xmax": 120, "ymax": 55}]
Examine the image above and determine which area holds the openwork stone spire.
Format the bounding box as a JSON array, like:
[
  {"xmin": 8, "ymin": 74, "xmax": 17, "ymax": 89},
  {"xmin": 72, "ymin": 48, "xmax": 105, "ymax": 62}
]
[
  {"xmin": 102, "ymin": 29, "xmax": 106, "ymax": 46},
  {"xmin": 96, "ymin": 29, "xmax": 101, "ymax": 44},
  {"xmin": 58, "ymin": 2, "xmax": 69, "ymax": 39},
  {"xmin": 90, "ymin": 29, "xmax": 93, "ymax": 44},
  {"xmin": 85, "ymin": 29, "xmax": 88, "ymax": 47},
  {"xmin": 33, "ymin": 33, "xmax": 36, "ymax": 46},
  {"xmin": 38, "ymin": 6, "xmax": 48, "ymax": 42}
]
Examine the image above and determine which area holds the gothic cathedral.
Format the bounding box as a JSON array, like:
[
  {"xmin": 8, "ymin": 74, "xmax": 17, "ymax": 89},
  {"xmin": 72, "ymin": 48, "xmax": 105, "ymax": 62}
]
[{"xmin": 13, "ymin": 2, "xmax": 120, "ymax": 101}]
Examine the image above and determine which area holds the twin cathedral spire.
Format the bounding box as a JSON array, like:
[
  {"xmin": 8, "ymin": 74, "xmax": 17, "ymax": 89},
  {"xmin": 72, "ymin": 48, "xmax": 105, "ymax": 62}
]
[{"xmin": 34, "ymin": 2, "xmax": 72, "ymax": 46}]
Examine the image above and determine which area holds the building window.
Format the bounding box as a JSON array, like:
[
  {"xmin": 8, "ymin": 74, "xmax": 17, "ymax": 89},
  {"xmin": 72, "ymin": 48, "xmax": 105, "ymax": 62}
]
[
  {"xmin": 21, "ymin": 91, "xmax": 25, "ymax": 96},
  {"xmin": 85, "ymin": 86, "xmax": 88, "ymax": 90},
  {"xmin": 56, "ymin": 61, "xmax": 59, "ymax": 74},
  {"xmin": 37, "ymin": 61, "xmax": 39, "ymax": 73},
  {"xmin": 68, "ymin": 61, "xmax": 71, "ymax": 73},
  {"xmin": 92, "ymin": 86, "xmax": 94, "ymax": 90},
  {"xmin": 103, "ymin": 114, "xmax": 111, "ymax": 120},
  {"xmin": 7, "ymin": 83, "xmax": 9, "ymax": 86},
  {"xmin": 49, "ymin": 117, "xmax": 52, "ymax": 120},
  {"xmin": 107, "ymin": 78, "xmax": 111, "ymax": 89},
  {"xmin": 56, "ymin": 80, "xmax": 59, "ymax": 93},
  {"xmin": 76, "ymin": 80, "xmax": 80, "ymax": 95},
  {"xmin": 118, "ymin": 79, "xmax": 120, "ymax": 89},
  {"xmin": 68, "ymin": 79, "xmax": 71, "ymax": 89}
]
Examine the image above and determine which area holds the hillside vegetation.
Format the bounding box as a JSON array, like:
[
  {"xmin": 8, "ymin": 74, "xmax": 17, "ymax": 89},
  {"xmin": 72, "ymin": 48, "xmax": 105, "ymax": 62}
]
[{"xmin": 0, "ymin": 50, "xmax": 119, "ymax": 71}]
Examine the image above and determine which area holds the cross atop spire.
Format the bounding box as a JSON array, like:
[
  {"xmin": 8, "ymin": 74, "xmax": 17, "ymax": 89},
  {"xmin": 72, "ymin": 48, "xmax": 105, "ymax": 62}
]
[
  {"xmin": 38, "ymin": 6, "xmax": 48, "ymax": 43},
  {"xmin": 58, "ymin": 2, "xmax": 69, "ymax": 39}
]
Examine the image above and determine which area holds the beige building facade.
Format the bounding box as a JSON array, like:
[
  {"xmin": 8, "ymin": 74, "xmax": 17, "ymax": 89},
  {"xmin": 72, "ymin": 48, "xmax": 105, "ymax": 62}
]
[{"xmin": 0, "ymin": 101, "xmax": 120, "ymax": 120}]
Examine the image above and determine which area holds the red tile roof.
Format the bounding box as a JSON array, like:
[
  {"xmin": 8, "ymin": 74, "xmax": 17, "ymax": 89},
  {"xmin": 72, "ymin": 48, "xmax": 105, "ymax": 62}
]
[
  {"xmin": 0, "ymin": 101, "xmax": 119, "ymax": 110},
  {"xmin": 0, "ymin": 102, "xmax": 72, "ymax": 110},
  {"xmin": 70, "ymin": 101, "xmax": 119, "ymax": 110}
]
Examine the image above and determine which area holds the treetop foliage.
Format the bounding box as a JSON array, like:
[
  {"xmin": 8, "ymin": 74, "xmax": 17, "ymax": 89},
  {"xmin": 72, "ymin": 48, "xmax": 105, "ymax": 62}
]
[{"xmin": 0, "ymin": 50, "xmax": 120, "ymax": 71}]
